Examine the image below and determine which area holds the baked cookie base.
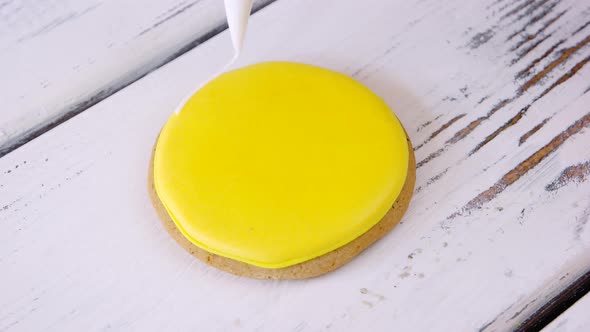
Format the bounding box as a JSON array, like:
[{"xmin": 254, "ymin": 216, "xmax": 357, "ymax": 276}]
[{"xmin": 148, "ymin": 135, "xmax": 416, "ymax": 280}]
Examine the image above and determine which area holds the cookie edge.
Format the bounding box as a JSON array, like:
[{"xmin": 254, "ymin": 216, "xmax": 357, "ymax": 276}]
[{"xmin": 148, "ymin": 135, "xmax": 416, "ymax": 280}]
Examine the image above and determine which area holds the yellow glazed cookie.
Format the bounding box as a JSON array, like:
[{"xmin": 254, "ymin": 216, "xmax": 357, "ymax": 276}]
[{"xmin": 151, "ymin": 62, "xmax": 415, "ymax": 279}]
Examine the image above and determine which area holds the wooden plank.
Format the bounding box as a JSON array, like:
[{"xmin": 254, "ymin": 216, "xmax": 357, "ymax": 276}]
[
  {"xmin": 541, "ymin": 290, "xmax": 590, "ymax": 332},
  {"xmin": 0, "ymin": 0, "xmax": 274, "ymax": 156},
  {"xmin": 1, "ymin": 0, "xmax": 590, "ymax": 330}
]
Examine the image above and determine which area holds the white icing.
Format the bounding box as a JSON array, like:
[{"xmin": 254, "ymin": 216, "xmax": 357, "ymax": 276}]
[
  {"xmin": 174, "ymin": 0, "xmax": 253, "ymax": 115},
  {"xmin": 224, "ymin": 0, "xmax": 254, "ymax": 58}
]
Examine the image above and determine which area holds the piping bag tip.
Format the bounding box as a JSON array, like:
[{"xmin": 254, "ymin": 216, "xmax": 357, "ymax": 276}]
[
  {"xmin": 224, "ymin": 0, "xmax": 254, "ymax": 55},
  {"xmin": 174, "ymin": 0, "xmax": 253, "ymax": 115}
]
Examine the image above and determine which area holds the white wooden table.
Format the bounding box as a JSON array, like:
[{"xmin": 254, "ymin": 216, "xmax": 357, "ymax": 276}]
[{"xmin": 1, "ymin": 0, "xmax": 589, "ymax": 331}]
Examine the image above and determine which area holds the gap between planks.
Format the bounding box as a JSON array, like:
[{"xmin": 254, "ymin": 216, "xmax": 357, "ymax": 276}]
[{"xmin": 0, "ymin": 0, "xmax": 278, "ymax": 159}]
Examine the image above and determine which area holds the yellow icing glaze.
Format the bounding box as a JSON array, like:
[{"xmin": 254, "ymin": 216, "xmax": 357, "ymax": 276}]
[{"xmin": 154, "ymin": 62, "xmax": 408, "ymax": 269}]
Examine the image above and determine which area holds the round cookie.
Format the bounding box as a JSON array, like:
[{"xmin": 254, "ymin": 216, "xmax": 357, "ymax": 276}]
[
  {"xmin": 149, "ymin": 140, "xmax": 415, "ymax": 279},
  {"xmin": 149, "ymin": 62, "xmax": 415, "ymax": 279}
]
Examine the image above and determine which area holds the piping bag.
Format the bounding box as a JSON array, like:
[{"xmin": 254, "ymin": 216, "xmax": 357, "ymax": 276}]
[{"xmin": 175, "ymin": 0, "xmax": 254, "ymax": 114}]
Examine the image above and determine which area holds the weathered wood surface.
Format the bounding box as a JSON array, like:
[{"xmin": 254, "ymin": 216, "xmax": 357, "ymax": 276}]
[
  {"xmin": 0, "ymin": 0, "xmax": 273, "ymax": 156},
  {"xmin": 1, "ymin": 0, "xmax": 590, "ymax": 331}
]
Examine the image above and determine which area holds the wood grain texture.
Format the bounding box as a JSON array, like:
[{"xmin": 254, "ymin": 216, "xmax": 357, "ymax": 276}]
[
  {"xmin": 0, "ymin": 0, "xmax": 274, "ymax": 157},
  {"xmin": 1, "ymin": 0, "xmax": 590, "ymax": 331}
]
